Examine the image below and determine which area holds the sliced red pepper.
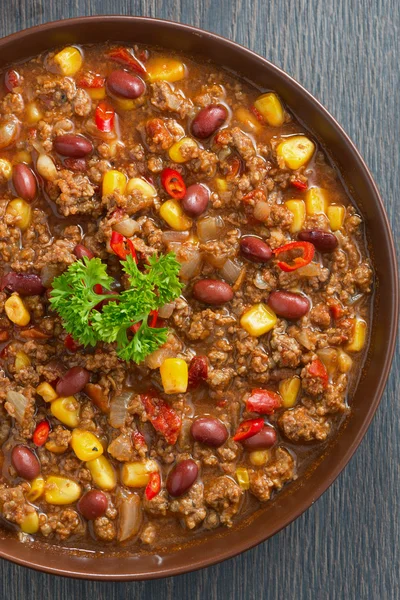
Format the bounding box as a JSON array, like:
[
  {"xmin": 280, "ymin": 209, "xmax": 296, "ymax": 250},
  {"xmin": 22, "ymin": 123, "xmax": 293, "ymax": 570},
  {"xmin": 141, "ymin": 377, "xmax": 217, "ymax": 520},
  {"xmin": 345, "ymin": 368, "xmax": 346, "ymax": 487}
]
[
  {"xmin": 226, "ymin": 155, "xmax": 243, "ymax": 180},
  {"xmin": 132, "ymin": 429, "xmax": 146, "ymax": 448},
  {"xmin": 246, "ymin": 389, "xmax": 282, "ymax": 415},
  {"xmin": 33, "ymin": 420, "xmax": 50, "ymax": 447},
  {"xmin": 145, "ymin": 471, "xmax": 161, "ymax": 501},
  {"xmin": 76, "ymin": 72, "xmax": 105, "ymax": 89},
  {"xmin": 4, "ymin": 69, "xmax": 20, "ymax": 92},
  {"xmin": 327, "ymin": 298, "xmax": 345, "ymax": 320},
  {"xmin": 95, "ymin": 101, "xmax": 115, "ymax": 133},
  {"xmin": 188, "ymin": 356, "xmax": 208, "ymax": 389},
  {"xmin": 291, "ymin": 178, "xmax": 308, "ymax": 191},
  {"xmin": 308, "ymin": 358, "xmax": 328, "ymax": 388},
  {"xmin": 250, "ymin": 105, "xmax": 264, "ymax": 123},
  {"xmin": 160, "ymin": 168, "xmax": 186, "ymax": 199},
  {"xmin": 110, "ymin": 231, "xmax": 137, "ymax": 261},
  {"xmin": 107, "ymin": 47, "xmax": 147, "ymax": 76},
  {"xmin": 273, "ymin": 241, "xmax": 315, "ymax": 272},
  {"xmin": 233, "ymin": 417, "xmax": 264, "ymax": 442},
  {"xmin": 130, "ymin": 310, "xmax": 159, "ymax": 334},
  {"xmin": 141, "ymin": 392, "xmax": 182, "ymax": 445}
]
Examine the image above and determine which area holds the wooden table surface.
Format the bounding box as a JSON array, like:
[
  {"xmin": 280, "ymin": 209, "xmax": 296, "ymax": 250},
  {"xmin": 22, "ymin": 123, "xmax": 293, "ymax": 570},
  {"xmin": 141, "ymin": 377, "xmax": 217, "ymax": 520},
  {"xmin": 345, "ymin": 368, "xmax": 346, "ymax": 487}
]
[{"xmin": 0, "ymin": 1, "xmax": 398, "ymax": 598}]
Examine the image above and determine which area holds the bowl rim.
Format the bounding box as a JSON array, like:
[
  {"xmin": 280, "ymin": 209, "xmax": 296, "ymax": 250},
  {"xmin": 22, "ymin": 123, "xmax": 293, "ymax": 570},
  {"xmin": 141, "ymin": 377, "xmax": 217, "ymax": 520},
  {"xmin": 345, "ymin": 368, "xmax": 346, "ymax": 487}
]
[{"xmin": 0, "ymin": 14, "xmax": 398, "ymax": 581}]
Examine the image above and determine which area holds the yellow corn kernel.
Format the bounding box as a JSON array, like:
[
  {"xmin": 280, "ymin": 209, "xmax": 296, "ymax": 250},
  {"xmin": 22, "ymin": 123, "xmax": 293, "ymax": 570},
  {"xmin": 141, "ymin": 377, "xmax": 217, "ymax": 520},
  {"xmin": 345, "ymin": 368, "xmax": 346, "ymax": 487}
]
[
  {"xmin": 20, "ymin": 510, "xmax": 39, "ymax": 534},
  {"xmin": 327, "ymin": 205, "xmax": 346, "ymax": 231},
  {"xmin": 27, "ymin": 475, "xmax": 45, "ymax": 502},
  {"xmin": 234, "ymin": 107, "xmax": 262, "ymax": 134},
  {"xmin": 113, "ymin": 96, "xmax": 138, "ymax": 111},
  {"xmin": 160, "ymin": 358, "xmax": 188, "ymax": 394},
  {"xmin": 86, "ymin": 87, "xmax": 106, "ymax": 100},
  {"xmin": 146, "ymin": 57, "xmax": 186, "ymax": 83},
  {"xmin": 236, "ymin": 467, "xmax": 250, "ymax": 490},
  {"xmin": 36, "ymin": 382, "xmax": 58, "ymax": 403},
  {"xmin": 279, "ymin": 376, "xmax": 301, "ymax": 408},
  {"xmin": 102, "ymin": 169, "xmax": 127, "ymax": 196},
  {"xmin": 277, "ymin": 136, "xmax": 315, "ymax": 170},
  {"xmin": 249, "ymin": 450, "xmax": 270, "ymax": 466},
  {"xmin": 71, "ymin": 429, "xmax": 104, "ymax": 462},
  {"xmin": 51, "ymin": 397, "xmax": 80, "ymax": 428},
  {"xmin": 5, "ymin": 295, "xmax": 30, "ymax": 326},
  {"xmin": 215, "ymin": 177, "xmax": 228, "ymax": 193},
  {"xmin": 86, "ymin": 455, "xmax": 117, "ymax": 491},
  {"xmin": 14, "ymin": 350, "xmax": 31, "ymax": 373},
  {"xmin": 240, "ymin": 303, "xmax": 277, "ymax": 337},
  {"xmin": 346, "ymin": 319, "xmax": 367, "ymax": 352},
  {"xmin": 285, "ymin": 199, "xmax": 306, "ymax": 233},
  {"xmin": 14, "ymin": 151, "xmax": 32, "ymax": 164},
  {"xmin": 6, "ymin": 198, "xmax": 32, "ymax": 231},
  {"xmin": 126, "ymin": 177, "xmax": 157, "ymax": 198},
  {"xmin": 121, "ymin": 460, "xmax": 158, "ymax": 488},
  {"xmin": 305, "ymin": 187, "xmax": 329, "ymax": 216},
  {"xmin": 254, "ymin": 92, "xmax": 285, "ymax": 127},
  {"xmin": 25, "ymin": 102, "xmax": 43, "ymax": 125},
  {"xmin": 45, "ymin": 476, "xmax": 81, "ymax": 505},
  {"xmin": 168, "ymin": 137, "xmax": 198, "ymax": 163},
  {"xmin": 0, "ymin": 158, "xmax": 12, "ymax": 180},
  {"xmin": 160, "ymin": 199, "xmax": 193, "ymax": 231},
  {"xmin": 54, "ymin": 46, "xmax": 83, "ymax": 76},
  {"xmin": 337, "ymin": 349, "xmax": 353, "ymax": 373},
  {"xmin": 45, "ymin": 440, "xmax": 68, "ymax": 454}
]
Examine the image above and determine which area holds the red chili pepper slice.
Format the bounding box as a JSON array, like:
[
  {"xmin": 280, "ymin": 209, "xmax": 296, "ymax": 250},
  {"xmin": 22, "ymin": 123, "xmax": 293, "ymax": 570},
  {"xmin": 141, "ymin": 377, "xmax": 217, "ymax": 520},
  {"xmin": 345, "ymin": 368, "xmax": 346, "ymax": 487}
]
[
  {"xmin": 291, "ymin": 178, "xmax": 308, "ymax": 191},
  {"xmin": 95, "ymin": 101, "xmax": 115, "ymax": 133},
  {"xmin": 141, "ymin": 392, "xmax": 182, "ymax": 445},
  {"xmin": 273, "ymin": 241, "xmax": 315, "ymax": 272},
  {"xmin": 233, "ymin": 418, "xmax": 264, "ymax": 442},
  {"xmin": 250, "ymin": 105, "xmax": 264, "ymax": 123},
  {"xmin": 130, "ymin": 310, "xmax": 159, "ymax": 334},
  {"xmin": 160, "ymin": 168, "xmax": 186, "ymax": 199},
  {"xmin": 145, "ymin": 471, "xmax": 161, "ymax": 501},
  {"xmin": 110, "ymin": 231, "xmax": 137, "ymax": 261},
  {"xmin": 76, "ymin": 72, "xmax": 105, "ymax": 89},
  {"xmin": 33, "ymin": 420, "xmax": 50, "ymax": 447},
  {"xmin": 188, "ymin": 356, "xmax": 208, "ymax": 389},
  {"xmin": 308, "ymin": 358, "xmax": 328, "ymax": 387},
  {"xmin": 245, "ymin": 389, "xmax": 282, "ymax": 415},
  {"xmin": 107, "ymin": 47, "xmax": 147, "ymax": 76}
]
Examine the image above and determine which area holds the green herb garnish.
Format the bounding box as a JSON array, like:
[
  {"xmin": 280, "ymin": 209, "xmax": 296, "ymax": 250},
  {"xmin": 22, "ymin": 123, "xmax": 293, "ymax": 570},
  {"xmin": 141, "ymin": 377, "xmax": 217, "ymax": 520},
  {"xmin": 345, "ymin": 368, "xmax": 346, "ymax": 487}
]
[{"xmin": 50, "ymin": 253, "xmax": 183, "ymax": 363}]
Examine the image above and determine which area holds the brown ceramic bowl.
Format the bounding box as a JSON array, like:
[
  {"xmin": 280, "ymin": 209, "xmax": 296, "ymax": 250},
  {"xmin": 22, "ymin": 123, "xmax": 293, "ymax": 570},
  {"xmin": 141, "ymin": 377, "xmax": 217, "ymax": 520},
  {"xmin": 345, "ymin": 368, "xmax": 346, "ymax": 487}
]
[{"xmin": 0, "ymin": 16, "xmax": 397, "ymax": 580}]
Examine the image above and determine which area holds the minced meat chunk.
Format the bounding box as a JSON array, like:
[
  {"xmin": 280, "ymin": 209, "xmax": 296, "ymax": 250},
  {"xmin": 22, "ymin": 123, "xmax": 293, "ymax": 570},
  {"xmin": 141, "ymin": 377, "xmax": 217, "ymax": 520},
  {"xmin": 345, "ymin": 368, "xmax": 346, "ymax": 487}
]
[
  {"xmin": 278, "ymin": 406, "xmax": 331, "ymax": 442},
  {"xmin": 204, "ymin": 476, "xmax": 243, "ymax": 527},
  {"xmin": 249, "ymin": 448, "xmax": 295, "ymax": 501}
]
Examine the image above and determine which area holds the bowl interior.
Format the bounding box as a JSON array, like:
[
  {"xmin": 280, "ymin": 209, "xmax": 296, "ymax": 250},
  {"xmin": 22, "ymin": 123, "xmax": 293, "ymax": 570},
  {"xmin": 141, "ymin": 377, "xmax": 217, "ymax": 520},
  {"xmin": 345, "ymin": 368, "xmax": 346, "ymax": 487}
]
[{"xmin": 0, "ymin": 16, "xmax": 397, "ymax": 580}]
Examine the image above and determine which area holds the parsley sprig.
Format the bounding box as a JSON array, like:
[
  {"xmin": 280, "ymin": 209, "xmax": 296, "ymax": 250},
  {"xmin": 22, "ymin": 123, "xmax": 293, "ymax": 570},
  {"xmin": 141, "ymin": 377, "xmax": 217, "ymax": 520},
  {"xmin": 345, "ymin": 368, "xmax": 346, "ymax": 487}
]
[{"xmin": 50, "ymin": 253, "xmax": 183, "ymax": 363}]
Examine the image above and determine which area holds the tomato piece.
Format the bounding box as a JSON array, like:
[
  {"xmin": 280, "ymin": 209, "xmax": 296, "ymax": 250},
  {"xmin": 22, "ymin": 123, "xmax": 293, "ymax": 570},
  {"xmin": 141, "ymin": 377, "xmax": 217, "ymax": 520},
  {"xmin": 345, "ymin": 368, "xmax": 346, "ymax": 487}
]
[
  {"xmin": 291, "ymin": 179, "xmax": 308, "ymax": 191},
  {"xmin": 233, "ymin": 418, "xmax": 264, "ymax": 442},
  {"xmin": 308, "ymin": 358, "xmax": 328, "ymax": 387},
  {"xmin": 76, "ymin": 72, "xmax": 105, "ymax": 89},
  {"xmin": 245, "ymin": 389, "xmax": 282, "ymax": 415},
  {"xmin": 188, "ymin": 356, "xmax": 208, "ymax": 389},
  {"xmin": 141, "ymin": 392, "xmax": 182, "ymax": 445},
  {"xmin": 132, "ymin": 430, "xmax": 146, "ymax": 449},
  {"xmin": 33, "ymin": 420, "xmax": 50, "ymax": 447},
  {"xmin": 107, "ymin": 47, "xmax": 147, "ymax": 76},
  {"xmin": 95, "ymin": 101, "xmax": 115, "ymax": 133},
  {"xmin": 145, "ymin": 471, "xmax": 161, "ymax": 500},
  {"xmin": 20, "ymin": 328, "xmax": 51, "ymax": 340}
]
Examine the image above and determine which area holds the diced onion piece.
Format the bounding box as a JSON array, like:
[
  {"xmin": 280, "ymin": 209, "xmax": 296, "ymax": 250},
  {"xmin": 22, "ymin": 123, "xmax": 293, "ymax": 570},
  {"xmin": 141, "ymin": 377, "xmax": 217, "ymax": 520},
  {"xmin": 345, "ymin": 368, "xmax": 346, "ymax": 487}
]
[
  {"xmin": 220, "ymin": 259, "xmax": 241, "ymax": 284},
  {"xmin": 253, "ymin": 201, "xmax": 271, "ymax": 222},
  {"xmin": 145, "ymin": 344, "xmax": 176, "ymax": 370},
  {"xmin": 112, "ymin": 218, "xmax": 141, "ymax": 237},
  {"xmin": 109, "ymin": 390, "xmax": 133, "ymax": 429},
  {"xmin": 295, "ymin": 329, "xmax": 314, "ymax": 350},
  {"xmin": 178, "ymin": 247, "xmax": 202, "ymax": 280},
  {"xmin": 296, "ymin": 262, "xmax": 321, "ymax": 277},
  {"xmin": 40, "ymin": 264, "xmax": 62, "ymax": 288},
  {"xmin": 317, "ymin": 347, "xmax": 338, "ymax": 376},
  {"xmin": 197, "ymin": 216, "xmax": 223, "ymax": 242},
  {"xmin": 37, "ymin": 154, "xmax": 57, "ymax": 181},
  {"xmin": 161, "ymin": 231, "xmax": 190, "ymax": 243},
  {"xmin": 158, "ymin": 302, "xmax": 175, "ymax": 319},
  {"xmin": 6, "ymin": 390, "xmax": 29, "ymax": 424},
  {"xmin": 0, "ymin": 117, "xmax": 20, "ymax": 150},
  {"xmin": 254, "ymin": 272, "xmax": 270, "ymax": 289},
  {"xmin": 118, "ymin": 493, "xmax": 142, "ymax": 541}
]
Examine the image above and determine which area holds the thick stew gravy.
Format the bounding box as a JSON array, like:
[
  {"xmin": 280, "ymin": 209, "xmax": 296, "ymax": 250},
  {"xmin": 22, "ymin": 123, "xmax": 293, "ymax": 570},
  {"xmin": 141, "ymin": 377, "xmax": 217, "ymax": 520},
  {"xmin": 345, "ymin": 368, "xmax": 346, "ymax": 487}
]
[{"xmin": 0, "ymin": 43, "xmax": 372, "ymax": 552}]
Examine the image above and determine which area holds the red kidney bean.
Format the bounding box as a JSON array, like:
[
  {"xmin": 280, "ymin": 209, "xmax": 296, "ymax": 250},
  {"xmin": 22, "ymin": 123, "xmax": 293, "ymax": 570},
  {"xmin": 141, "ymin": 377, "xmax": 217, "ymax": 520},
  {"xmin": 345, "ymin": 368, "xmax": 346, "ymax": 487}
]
[
  {"xmin": 241, "ymin": 426, "xmax": 277, "ymax": 450},
  {"xmin": 193, "ymin": 279, "xmax": 233, "ymax": 305},
  {"xmin": 53, "ymin": 135, "xmax": 93, "ymax": 158},
  {"xmin": 240, "ymin": 236, "xmax": 272, "ymax": 263},
  {"xmin": 107, "ymin": 70, "xmax": 145, "ymax": 99},
  {"xmin": 182, "ymin": 184, "xmax": 209, "ymax": 217},
  {"xmin": 78, "ymin": 490, "xmax": 108, "ymax": 520},
  {"xmin": 191, "ymin": 417, "xmax": 228, "ymax": 448},
  {"xmin": 0, "ymin": 272, "xmax": 45, "ymax": 296},
  {"xmin": 73, "ymin": 244, "xmax": 94, "ymax": 260},
  {"xmin": 188, "ymin": 356, "xmax": 208, "ymax": 389},
  {"xmin": 12, "ymin": 163, "xmax": 37, "ymax": 202},
  {"xmin": 56, "ymin": 366, "xmax": 91, "ymax": 397},
  {"xmin": 191, "ymin": 104, "xmax": 228, "ymax": 139},
  {"xmin": 298, "ymin": 229, "xmax": 338, "ymax": 252},
  {"xmin": 11, "ymin": 445, "xmax": 40, "ymax": 480},
  {"xmin": 167, "ymin": 459, "xmax": 198, "ymax": 497},
  {"xmin": 268, "ymin": 290, "xmax": 310, "ymax": 320},
  {"xmin": 64, "ymin": 157, "xmax": 87, "ymax": 172}
]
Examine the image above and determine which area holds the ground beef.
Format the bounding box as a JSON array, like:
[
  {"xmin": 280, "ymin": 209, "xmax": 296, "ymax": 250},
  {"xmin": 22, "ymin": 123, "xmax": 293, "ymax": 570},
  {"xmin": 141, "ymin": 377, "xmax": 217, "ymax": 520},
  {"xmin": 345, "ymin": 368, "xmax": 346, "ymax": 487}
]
[
  {"xmin": 301, "ymin": 361, "xmax": 327, "ymax": 396},
  {"xmin": 50, "ymin": 169, "xmax": 99, "ymax": 216},
  {"xmin": 170, "ymin": 481, "xmax": 207, "ymax": 529},
  {"xmin": 249, "ymin": 448, "xmax": 295, "ymax": 501},
  {"xmin": 143, "ymin": 489, "xmax": 169, "ymax": 517},
  {"xmin": 278, "ymin": 406, "xmax": 331, "ymax": 442},
  {"xmin": 0, "ymin": 483, "xmax": 32, "ymax": 525},
  {"xmin": 72, "ymin": 88, "xmax": 92, "ymax": 116},
  {"xmin": 270, "ymin": 327, "xmax": 303, "ymax": 368},
  {"xmin": 204, "ymin": 476, "xmax": 243, "ymax": 526},
  {"xmin": 93, "ymin": 516, "xmax": 117, "ymax": 541},
  {"xmin": 107, "ymin": 433, "xmax": 136, "ymax": 462},
  {"xmin": 310, "ymin": 303, "xmax": 332, "ymax": 329},
  {"xmin": 150, "ymin": 81, "xmax": 192, "ymax": 118}
]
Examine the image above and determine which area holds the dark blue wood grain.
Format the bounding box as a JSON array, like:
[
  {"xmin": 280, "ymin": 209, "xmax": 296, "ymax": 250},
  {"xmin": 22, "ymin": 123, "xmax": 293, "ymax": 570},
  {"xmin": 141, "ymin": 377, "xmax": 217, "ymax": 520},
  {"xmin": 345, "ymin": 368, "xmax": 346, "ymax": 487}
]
[{"xmin": 0, "ymin": 1, "xmax": 398, "ymax": 598}]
